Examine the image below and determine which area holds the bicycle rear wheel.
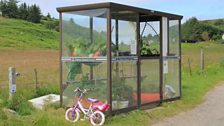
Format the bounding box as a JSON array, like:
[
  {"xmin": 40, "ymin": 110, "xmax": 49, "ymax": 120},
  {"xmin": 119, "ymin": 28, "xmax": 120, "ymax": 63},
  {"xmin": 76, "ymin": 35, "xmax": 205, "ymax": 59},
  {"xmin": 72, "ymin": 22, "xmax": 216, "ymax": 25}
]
[{"xmin": 90, "ymin": 111, "xmax": 105, "ymax": 126}]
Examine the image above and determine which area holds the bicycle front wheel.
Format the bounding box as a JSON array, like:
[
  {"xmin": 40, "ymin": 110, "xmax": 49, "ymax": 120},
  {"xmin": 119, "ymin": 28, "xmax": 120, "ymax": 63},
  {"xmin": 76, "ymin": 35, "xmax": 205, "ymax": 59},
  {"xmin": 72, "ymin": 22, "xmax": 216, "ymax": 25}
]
[
  {"xmin": 65, "ymin": 108, "xmax": 80, "ymax": 123},
  {"xmin": 90, "ymin": 111, "xmax": 105, "ymax": 126}
]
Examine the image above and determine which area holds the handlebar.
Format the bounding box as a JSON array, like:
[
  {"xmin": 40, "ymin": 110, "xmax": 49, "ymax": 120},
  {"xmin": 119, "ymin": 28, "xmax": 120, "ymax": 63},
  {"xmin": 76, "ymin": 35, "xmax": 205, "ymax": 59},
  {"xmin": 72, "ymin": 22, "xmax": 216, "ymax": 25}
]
[{"xmin": 74, "ymin": 87, "xmax": 90, "ymax": 95}]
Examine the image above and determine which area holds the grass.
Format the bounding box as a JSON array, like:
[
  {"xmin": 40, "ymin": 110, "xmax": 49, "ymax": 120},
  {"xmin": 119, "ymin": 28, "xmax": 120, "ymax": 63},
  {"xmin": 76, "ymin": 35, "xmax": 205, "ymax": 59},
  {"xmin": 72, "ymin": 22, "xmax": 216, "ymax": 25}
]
[
  {"xmin": 0, "ymin": 48, "xmax": 59, "ymax": 94},
  {"xmin": 0, "ymin": 17, "xmax": 58, "ymax": 49}
]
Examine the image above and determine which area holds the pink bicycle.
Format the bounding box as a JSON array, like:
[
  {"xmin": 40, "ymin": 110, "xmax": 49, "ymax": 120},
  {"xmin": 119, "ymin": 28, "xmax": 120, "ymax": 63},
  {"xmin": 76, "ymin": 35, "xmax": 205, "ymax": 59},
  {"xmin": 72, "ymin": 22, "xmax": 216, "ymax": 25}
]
[{"xmin": 65, "ymin": 87, "xmax": 110, "ymax": 126}]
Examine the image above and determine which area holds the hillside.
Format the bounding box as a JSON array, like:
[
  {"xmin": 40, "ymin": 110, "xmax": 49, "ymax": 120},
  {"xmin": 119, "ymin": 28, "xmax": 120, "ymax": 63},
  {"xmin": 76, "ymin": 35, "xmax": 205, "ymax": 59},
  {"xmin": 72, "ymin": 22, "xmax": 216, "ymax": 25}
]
[
  {"xmin": 0, "ymin": 16, "xmax": 59, "ymax": 49},
  {"xmin": 0, "ymin": 16, "xmax": 107, "ymax": 50},
  {"xmin": 182, "ymin": 17, "xmax": 224, "ymax": 42},
  {"xmin": 0, "ymin": 16, "xmax": 224, "ymax": 49},
  {"xmin": 202, "ymin": 18, "xmax": 224, "ymax": 31}
]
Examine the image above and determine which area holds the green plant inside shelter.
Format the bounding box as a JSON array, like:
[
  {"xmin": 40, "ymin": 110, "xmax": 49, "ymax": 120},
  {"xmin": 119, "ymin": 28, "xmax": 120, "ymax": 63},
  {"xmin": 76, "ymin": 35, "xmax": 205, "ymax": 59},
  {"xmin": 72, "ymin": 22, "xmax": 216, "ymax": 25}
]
[
  {"xmin": 112, "ymin": 76, "xmax": 134, "ymax": 104},
  {"xmin": 66, "ymin": 38, "xmax": 106, "ymax": 81}
]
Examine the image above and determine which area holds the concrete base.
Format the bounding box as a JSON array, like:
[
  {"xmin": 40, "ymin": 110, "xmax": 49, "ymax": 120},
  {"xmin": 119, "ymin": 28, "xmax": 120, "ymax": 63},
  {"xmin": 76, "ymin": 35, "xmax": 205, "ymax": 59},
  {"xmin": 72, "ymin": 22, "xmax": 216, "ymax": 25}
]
[{"xmin": 29, "ymin": 94, "xmax": 60, "ymax": 109}]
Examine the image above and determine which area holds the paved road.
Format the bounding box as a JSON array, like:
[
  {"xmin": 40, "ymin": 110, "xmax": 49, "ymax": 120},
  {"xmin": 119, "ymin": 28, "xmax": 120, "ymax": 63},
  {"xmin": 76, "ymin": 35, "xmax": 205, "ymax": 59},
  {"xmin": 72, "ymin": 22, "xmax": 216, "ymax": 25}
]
[{"xmin": 153, "ymin": 82, "xmax": 224, "ymax": 126}]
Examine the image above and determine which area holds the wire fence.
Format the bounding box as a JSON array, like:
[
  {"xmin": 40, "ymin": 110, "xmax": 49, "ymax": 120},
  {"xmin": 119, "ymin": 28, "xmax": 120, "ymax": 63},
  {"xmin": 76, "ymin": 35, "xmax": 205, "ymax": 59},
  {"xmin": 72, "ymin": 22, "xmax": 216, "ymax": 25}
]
[{"xmin": 0, "ymin": 67, "xmax": 59, "ymax": 92}]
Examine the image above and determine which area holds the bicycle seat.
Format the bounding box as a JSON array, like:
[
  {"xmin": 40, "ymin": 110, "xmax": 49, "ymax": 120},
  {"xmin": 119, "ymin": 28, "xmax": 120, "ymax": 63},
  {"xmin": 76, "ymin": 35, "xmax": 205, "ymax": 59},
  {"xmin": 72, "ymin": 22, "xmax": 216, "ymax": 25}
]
[{"xmin": 87, "ymin": 98, "xmax": 99, "ymax": 103}]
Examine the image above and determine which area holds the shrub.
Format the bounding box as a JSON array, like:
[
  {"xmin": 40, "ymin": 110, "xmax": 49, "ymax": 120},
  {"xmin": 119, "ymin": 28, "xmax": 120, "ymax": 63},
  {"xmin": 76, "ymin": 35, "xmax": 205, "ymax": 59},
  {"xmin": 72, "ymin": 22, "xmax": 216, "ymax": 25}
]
[
  {"xmin": 7, "ymin": 94, "xmax": 35, "ymax": 115},
  {"xmin": 35, "ymin": 85, "xmax": 59, "ymax": 97}
]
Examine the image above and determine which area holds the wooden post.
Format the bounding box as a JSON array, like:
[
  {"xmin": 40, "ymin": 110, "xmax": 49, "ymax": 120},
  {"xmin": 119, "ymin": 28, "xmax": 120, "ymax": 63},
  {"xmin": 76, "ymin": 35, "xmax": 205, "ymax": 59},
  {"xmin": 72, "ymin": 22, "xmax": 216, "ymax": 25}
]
[
  {"xmin": 9, "ymin": 67, "xmax": 16, "ymax": 100},
  {"xmin": 34, "ymin": 68, "xmax": 39, "ymax": 90},
  {"xmin": 200, "ymin": 48, "xmax": 204, "ymax": 72},
  {"xmin": 188, "ymin": 58, "xmax": 192, "ymax": 76}
]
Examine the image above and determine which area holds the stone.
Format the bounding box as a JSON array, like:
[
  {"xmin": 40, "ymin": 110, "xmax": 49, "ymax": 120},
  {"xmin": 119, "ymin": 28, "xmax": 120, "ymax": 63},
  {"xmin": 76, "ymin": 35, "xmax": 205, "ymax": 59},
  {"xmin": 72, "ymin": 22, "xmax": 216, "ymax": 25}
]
[{"xmin": 29, "ymin": 94, "xmax": 61, "ymax": 109}]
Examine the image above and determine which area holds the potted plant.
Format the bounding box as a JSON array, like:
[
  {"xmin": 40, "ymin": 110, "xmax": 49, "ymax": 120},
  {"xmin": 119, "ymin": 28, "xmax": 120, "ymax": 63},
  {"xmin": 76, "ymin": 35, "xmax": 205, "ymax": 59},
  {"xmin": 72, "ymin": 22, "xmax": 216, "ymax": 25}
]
[
  {"xmin": 112, "ymin": 76, "xmax": 133, "ymax": 109},
  {"xmin": 118, "ymin": 84, "xmax": 133, "ymax": 109}
]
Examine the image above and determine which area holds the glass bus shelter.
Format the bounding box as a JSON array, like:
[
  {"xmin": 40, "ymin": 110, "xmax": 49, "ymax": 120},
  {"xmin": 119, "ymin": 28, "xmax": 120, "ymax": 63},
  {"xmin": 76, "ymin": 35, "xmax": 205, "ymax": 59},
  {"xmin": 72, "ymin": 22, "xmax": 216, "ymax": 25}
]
[{"xmin": 57, "ymin": 2, "xmax": 183, "ymax": 114}]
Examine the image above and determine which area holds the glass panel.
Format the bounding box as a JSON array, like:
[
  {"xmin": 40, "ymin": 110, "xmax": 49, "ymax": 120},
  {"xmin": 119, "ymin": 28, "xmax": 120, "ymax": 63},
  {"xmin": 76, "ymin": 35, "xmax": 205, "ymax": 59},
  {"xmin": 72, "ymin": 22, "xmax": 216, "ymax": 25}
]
[
  {"xmin": 169, "ymin": 20, "xmax": 180, "ymax": 56},
  {"xmin": 111, "ymin": 61, "xmax": 137, "ymax": 110},
  {"xmin": 163, "ymin": 59, "xmax": 180, "ymax": 99},
  {"xmin": 140, "ymin": 21, "xmax": 160, "ymax": 57},
  {"xmin": 111, "ymin": 10, "xmax": 138, "ymax": 110},
  {"xmin": 111, "ymin": 21, "xmax": 137, "ymax": 56},
  {"xmin": 141, "ymin": 60, "xmax": 160, "ymax": 104},
  {"xmin": 63, "ymin": 62, "xmax": 108, "ymax": 106},
  {"xmin": 62, "ymin": 9, "xmax": 107, "ymax": 57},
  {"xmin": 61, "ymin": 9, "xmax": 108, "ymax": 107}
]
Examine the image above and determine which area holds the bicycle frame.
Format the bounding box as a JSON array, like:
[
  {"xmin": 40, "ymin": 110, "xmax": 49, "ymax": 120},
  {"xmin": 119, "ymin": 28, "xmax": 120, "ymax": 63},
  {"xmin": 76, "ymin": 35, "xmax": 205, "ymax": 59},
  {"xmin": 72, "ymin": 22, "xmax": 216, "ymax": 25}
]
[
  {"xmin": 72, "ymin": 93, "xmax": 94, "ymax": 118},
  {"xmin": 66, "ymin": 88, "xmax": 108, "ymax": 126},
  {"xmin": 70, "ymin": 87, "xmax": 110, "ymax": 120}
]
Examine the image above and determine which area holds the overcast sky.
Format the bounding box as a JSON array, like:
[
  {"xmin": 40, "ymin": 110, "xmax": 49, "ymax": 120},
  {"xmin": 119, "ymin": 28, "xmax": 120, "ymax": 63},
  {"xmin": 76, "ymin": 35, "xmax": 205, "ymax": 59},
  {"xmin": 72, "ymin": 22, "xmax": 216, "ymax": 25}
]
[{"xmin": 19, "ymin": 0, "xmax": 224, "ymax": 21}]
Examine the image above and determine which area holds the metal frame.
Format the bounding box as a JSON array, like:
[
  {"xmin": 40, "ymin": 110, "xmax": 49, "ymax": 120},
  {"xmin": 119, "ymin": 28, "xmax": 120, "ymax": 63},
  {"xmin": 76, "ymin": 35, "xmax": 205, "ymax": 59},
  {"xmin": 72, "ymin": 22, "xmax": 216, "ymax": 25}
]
[
  {"xmin": 136, "ymin": 13, "xmax": 141, "ymax": 108},
  {"xmin": 159, "ymin": 17, "xmax": 163, "ymax": 104},
  {"xmin": 59, "ymin": 12, "xmax": 63, "ymax": 106},
  {"xmin": 57, "ymin": 2, "xmax": 183, "ymax": 115},
  {"xmin": 57, "ymin": 2, "xmax": 182, "ymax": 20},
  {"xmin": 179, "ymin": 20, "xmax": 182, "ymax": 97},
  {"xmin": 107, "ymin": 8, "xmax": 112, "ymax": 115},
  {"xmin": 140, "ymin": 100, "xmax": 161, "ymax": 108}
]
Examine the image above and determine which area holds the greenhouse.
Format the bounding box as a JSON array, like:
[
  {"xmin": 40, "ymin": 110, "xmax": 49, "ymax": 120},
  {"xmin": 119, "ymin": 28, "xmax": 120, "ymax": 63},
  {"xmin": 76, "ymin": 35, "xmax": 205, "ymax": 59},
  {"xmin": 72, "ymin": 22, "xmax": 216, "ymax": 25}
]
[{"xmin": 57, "ymin": 2, "xmax": 183, "ymax": 114}]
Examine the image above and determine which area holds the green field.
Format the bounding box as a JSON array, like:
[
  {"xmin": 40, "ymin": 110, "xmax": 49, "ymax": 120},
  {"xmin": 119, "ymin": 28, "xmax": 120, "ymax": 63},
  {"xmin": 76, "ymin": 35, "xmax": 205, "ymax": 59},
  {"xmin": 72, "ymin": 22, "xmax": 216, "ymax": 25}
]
[
  {"xmin": 0, "ymin": 17, "xmax": 59, "ymax": 49},
  {"xmin": 0, "ymin": 16, "xmax": 224, "ymax": 126}
]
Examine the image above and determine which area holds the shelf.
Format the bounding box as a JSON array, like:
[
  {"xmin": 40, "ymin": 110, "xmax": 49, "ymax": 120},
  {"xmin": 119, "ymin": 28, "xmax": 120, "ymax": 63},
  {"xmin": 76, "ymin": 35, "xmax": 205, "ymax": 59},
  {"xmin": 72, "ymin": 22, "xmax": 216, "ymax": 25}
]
[{"xmin": 62, "ymin": 56, "xmax": 138, "ymax": 62}]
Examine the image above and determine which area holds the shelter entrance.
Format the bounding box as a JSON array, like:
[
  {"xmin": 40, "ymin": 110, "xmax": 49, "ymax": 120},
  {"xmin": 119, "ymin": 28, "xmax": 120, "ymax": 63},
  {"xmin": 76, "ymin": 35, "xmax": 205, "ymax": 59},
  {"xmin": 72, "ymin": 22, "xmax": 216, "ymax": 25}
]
[{"xmin": 140, "ymin": 20, "xmax": 161, "ymax": 105}]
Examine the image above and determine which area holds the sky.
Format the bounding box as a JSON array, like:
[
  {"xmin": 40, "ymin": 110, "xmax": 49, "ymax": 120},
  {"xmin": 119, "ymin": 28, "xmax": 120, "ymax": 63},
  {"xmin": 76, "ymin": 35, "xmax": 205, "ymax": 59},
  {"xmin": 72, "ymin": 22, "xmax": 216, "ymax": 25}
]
[{"xmin": 18, "ymin": 0, "xmax": 224, "ymax": 22}]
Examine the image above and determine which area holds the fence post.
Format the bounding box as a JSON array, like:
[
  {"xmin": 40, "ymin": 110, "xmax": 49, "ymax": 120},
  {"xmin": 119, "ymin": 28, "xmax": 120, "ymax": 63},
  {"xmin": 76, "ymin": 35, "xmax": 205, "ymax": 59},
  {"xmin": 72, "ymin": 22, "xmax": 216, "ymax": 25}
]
[
  {"xmin": 200, "ymin": 48, "xmax": 204, "ymax": 72},
  {"xmin": 34, "ymin": 68, "xmax": 39, "ymax": 90},
  {"xmin": 9, "ymin": 67, "xmax": 16, "ymax": 100}
]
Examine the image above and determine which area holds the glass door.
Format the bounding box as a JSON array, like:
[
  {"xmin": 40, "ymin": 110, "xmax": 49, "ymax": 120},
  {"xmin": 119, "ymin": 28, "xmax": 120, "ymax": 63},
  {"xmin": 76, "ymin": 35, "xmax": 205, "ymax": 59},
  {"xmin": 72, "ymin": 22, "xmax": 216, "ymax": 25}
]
[{"xmin": 140, "ymin": 20, "xmax": 161, "ymax": 105}]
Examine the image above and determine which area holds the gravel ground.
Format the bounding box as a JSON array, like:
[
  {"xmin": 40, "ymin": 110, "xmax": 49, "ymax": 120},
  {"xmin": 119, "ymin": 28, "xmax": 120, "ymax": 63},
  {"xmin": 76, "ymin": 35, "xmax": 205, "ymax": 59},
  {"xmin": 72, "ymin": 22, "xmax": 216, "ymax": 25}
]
[{"xmin": 152, "ymin": 82, "xmax": 224, "ymax": 126}]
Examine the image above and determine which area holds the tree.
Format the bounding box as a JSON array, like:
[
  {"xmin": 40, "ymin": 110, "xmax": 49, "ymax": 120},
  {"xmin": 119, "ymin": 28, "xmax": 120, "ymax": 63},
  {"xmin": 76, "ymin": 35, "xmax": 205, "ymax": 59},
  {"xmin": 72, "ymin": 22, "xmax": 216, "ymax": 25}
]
[
  {"xmin": 182, "ymin": 17, "xmax": 223, "ymax": 42},
  {"xmin": 0, "ymin": 0, "xmax": 3, "ymax": 12},
  {"xmin": 0, "ymin": 0, "xmax": 18, "ymax": 18},
  {"xmin": 27, "ymin": 4, "xmax": 41, "ymax": 23},
  {"xmin": 0, "ymin": 0, "xmax": 9, "ymax": 17},
  {"xmin": 182, "ymin": 17, "xmax": 202, "ymax": 42},
  {"xmin": 6, "ymin": 0, "xmax": 18, "ymax": 18},
  {"xmin": 18, "ymin": 2, "xmax": 28, "ymax": 20},
  {"xmin": 0, "ymin": 1, "xmax": 45, "ymax": 24},
  {"xmin": 46, "ymin": 12, "xmax": 51, "ymax": 19}
]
